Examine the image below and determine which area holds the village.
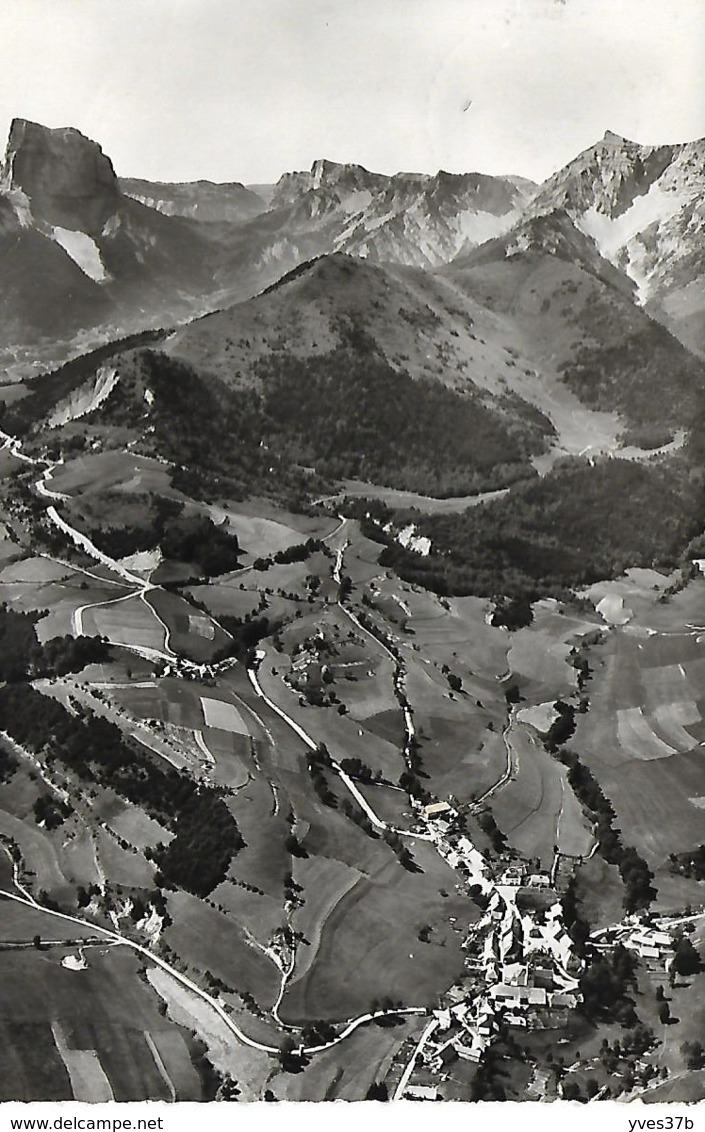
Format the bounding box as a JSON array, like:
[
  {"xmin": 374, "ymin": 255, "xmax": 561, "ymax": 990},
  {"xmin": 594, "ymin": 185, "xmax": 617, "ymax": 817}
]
[{"xmin": 395, "ymin": 799, "xmax": 681, "ymax": 1101}]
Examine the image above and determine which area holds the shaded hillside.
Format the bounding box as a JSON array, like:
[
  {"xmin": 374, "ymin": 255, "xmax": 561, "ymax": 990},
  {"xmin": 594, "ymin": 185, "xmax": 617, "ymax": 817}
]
[
  {"xmin": 25, "ymin": 339, "xmax": 548, "ymax": 499},
  {"xmin": 253, "ymin": 345, "xmax": 543, "ymax": 496},
  {"xmin": 163, "ymin": 253, "xmax": 556, "ymax": 465},
  {"xmin": 447, "ymin": 222, "xmax": 705, "ymax": 430}
]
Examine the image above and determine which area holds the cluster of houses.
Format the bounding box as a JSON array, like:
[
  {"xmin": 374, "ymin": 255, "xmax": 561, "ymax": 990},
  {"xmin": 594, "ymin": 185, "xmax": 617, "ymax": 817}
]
[
  {"xmin": 623, "ymin": 925, "xmax": 674, "ymax": 963},
  {"xmin": 400, "ymin": 800, "xmax": 584, "ymax": 1087},
  {"xmin": 591, "ymin": 916, "xmax": 675, "ymax": 966}
]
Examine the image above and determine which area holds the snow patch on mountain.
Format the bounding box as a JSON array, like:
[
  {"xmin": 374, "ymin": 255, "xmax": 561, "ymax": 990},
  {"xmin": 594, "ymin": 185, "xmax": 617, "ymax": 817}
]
[
  {"xmin": 52, "ymin": 227, "xmax": 109, "ymax": 282},
  {"xmin": 457, "ymin": 207, "xmax": 519, "ymax": 246},
  {"xmin": 577, "ymin": 181, "xmax": 686, "ymax": 300},
  {"xmin": 339, "ymin": 189, "xmax": 373, "ymax": 214}
]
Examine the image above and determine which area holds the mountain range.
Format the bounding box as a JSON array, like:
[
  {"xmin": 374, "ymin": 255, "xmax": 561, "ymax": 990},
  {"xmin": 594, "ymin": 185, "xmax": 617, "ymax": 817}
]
[{"xmin": 2, "ymin": 117, "xmax": 702, "ymax": 380}]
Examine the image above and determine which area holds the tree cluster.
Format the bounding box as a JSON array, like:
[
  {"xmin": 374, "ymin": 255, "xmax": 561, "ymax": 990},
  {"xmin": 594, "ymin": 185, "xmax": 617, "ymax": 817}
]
[
  {"xmin": 580, "ymin": 944, "xmax": 638, "ymax": 1024},
  {"xmin": 0, "ymin": 684, "xmax": 244, "ymax": 897},
  {"xmin": 557, "ymin": 748, "xmax": 657, "ymax": 911},
  {"xmin": 371, "ymin": 458, "xmax": 701, "ymax": 601},
  {"xmin": 254, "ymin": 346, "xmax": 539, "ymax": 497},
  {"xmin": 669, "ymin": 844, "xmax": 705, "ymax": 881},
  {"xmin": 0, "ymin": 604, "xmax": 112, "ymax": 683}
]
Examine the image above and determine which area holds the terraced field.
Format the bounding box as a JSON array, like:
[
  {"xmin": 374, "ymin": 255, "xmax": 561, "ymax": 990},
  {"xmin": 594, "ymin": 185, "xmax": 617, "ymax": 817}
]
[
  {"xmin": 491, "ymin": 724, "xmax": 593, "ymax": 866},
  {"xmin": 572, "ymin": 619, "xmax": 705, "ymax": 866},
  {"xmin": 0, "ymin": 946, "xmax": 202, "ymax": 1101}
]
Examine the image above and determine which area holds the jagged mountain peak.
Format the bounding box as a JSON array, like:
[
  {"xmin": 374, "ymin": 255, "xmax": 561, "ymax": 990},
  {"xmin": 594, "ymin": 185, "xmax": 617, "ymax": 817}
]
[
  {"xmin": 532, "ymin": 132, "xmax": 675, "ymax": 222},
  {"xmin": 1, "ymin": 118, "xmax": 120, "ymax": 232},
  {"xmin": 271, "ymin": 158, "xmax": 388, "ymax": 211}
]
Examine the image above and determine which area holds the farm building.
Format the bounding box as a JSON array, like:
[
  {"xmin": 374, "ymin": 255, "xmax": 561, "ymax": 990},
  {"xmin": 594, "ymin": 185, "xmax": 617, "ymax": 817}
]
[
  {"xmin": 406, "ymin": 1085, "xmax": 439, "ymax": 1101},
  {"xmin": 526, "ymin": 873, "xmax": 551, "ymax": 888},
  {"xmin": 499, "ymin": 865, "xmax": 526, "ymax": 886},
  {"xmin": 423, "ymin": 801, "xmax": 453, "ymax": 818}
]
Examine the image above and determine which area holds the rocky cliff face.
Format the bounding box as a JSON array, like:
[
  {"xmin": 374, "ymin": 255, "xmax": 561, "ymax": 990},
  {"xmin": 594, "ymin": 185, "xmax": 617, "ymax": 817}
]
[
  {"xmin": 1, "ymin": 118, "xmax": 120, "ymax": 233},
  {"xmin": 518, "ymin": 130, "xmax": 705, "ymax": 352},
  {"xmin": 265, "ymin": 159, "xmax": 536, "ymax": 268},
  {"xmin": 120, "ymin": 177, "xmax": 267, "ymax": 223},
  {"xmin": 0, "ymin": 120, "xmax": 243, "ymax": 368}
]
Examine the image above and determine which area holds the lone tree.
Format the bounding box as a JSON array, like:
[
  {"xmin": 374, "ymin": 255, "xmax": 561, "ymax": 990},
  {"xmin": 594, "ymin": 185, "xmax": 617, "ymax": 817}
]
[
  {"xmin": 673, "ymin": 936, "xmax": 702, "ymax": 977},
  {"xmin": 365, "ymin": 1081, "xmax": 389, "ymax": 1101},
  {"xmin": 681, "ymin": 1041, "xmax": 705, "ymax": 1070}
]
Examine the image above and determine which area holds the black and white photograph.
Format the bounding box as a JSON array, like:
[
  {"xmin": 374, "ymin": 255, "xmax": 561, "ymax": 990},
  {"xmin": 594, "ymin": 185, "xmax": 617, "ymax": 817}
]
[{"xmin": 0, "ymin": 0, "xmax": 703, "ymax": 1118}]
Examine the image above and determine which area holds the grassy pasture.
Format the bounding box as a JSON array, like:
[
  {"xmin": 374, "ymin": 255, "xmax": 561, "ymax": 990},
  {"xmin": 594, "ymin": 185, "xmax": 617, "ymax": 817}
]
[
  {"xmin": 257, "ymin": 654, "xmax": 406, "ymax": 783},
  {"xmin": 280, "ymin": 840, "xmax": 477, "ymax": 1022},
  {"xmin": 0, "ymin": 898, "xmax": 99, "ymax": 942},
  {"xmin": 340, "ymin": 527, "xmax": 389, "ymax": 586},
  {"xmin": 108, "ymin": 805, "xmax": 173, "ymax": 851},
  {"xmin": 335, "ymin": 654, "xmax": 398, "ymax": 720},
  {"xmin": 320, "ymin": 478, "xmax": 507, "ymax": 513},
  {"xmin": 185, "ymin": 581, "xmax": 269, "ymax": 619},
  {"xmin": 0, "ymin": 808, "xmax": 68, "ymax": 898},
  {"xmin": 145, "ymin": 588, "xmax": 230, "ymax": 662},
  {"xmin": 404, "ymin": 652, "xmax": 498, "ymax": 727},
  {"xmin": 81, "ymin": 653, "xmax": 156, "ymax": 684},
  {"xmin": 285, "ymin": 795, "xmax": 383, "ymax": 885},
  {"xmin": 199, "ymin": 730, "xmax": 251, "ymax": 789},
  {"xmin": 91, "ymin": 828, "xmax": 155, "ymax": 888},
  {"xmin": 415, "ymin": 714, "xmax": 506, "ymax": 802},
  {"xmin": 508, "ymin": 624, "xmax": 580, "ymax": 699},
  {"xmin": 210, "ymin": 510, "xmax": 307, "ymax": 562},
  {"xmin": 407, "ymin": 593, "xmax": 509, "ymax": 673},
  {"xmin": 288, "ymin": 856, "xmax": 361, "ymax": 986},
  {"xmin": 0, "ymin": 555, "xmax": 75, "ymax": 584},
  {"xmin": 491, "ymin": 724, "xmax": 592, "ymax": 866},
  {"xmin": 146, "ymin": 967, "xmax": 272, "ymax": 1100},
  {"xmin": 226, "ymin": 772, "xmax": 291, "ymax": 895},
  {"xmin": 581, "ymin": 567, "xmax": 676, "ymax": 624},
  {"xmin": 210, "ymin": 875, "xmax": 283, "ymax": 947},
  {"xmin": 0, "ymin": 566, "xmax": 122, "ymax": 640},
  {"xmin": 232, "ymin": 558, "xmax": 329, "ymax": 602},
  {"xmin": 164, "ymin": 890, "xmax": 280, "ymax": 1009},
  {"xmin": 274, "ymin": 1015, "xmax": 421, "ymax": 1100},
  {"xmin": 83, "ymin": 593, "xmax": 167, "ymax": 653},
  {"xmin": 59, "ymin": 827, "xmax": 103, "ymax": 890},
  {"xmin": 642, "ymin": 575, "xmax": 705, "ymax": 633},
  {"xmin": 361, "ymin": 708, "xmax": 406, "ymax": 748},
  {"xmin": 0, "ymin": 945, "xmax": 200, "ymax": 1101},
  {"xmin": 49, "ymin": 451, "xmax": 172, "ymax": 498},
  {"xmin": 356, "ymin": 782, "xmax": 415, "ymax": 827}
]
